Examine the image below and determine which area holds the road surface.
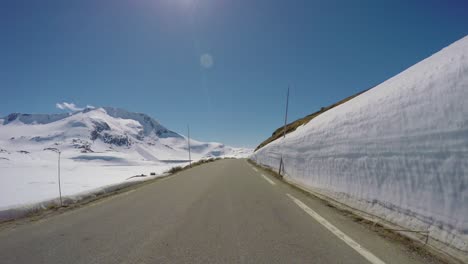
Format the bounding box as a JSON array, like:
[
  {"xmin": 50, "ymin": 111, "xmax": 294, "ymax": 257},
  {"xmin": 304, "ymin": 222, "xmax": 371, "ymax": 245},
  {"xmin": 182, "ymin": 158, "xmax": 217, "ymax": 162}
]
[{"xmin": 0, "ymin": 159, "xmax": 442, "ymax": 263}]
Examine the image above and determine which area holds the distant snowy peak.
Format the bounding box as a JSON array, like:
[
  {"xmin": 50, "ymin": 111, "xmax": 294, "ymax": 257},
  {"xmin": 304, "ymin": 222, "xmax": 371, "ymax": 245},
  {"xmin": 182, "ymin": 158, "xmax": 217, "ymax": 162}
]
[
  {"xmin": 101, "ymin": 107, "xmax": 181, "ymax": 138},
  {"xmin": 2, "ymin": 112, "xmax": 71, "ymax": 125},
  {"xmin": 0, "ymin": 107, "xmax": 252, "ymax": 160},
  {"xmin": 1, "ymin": 107, "xmax": 182, "ymax": 140}
]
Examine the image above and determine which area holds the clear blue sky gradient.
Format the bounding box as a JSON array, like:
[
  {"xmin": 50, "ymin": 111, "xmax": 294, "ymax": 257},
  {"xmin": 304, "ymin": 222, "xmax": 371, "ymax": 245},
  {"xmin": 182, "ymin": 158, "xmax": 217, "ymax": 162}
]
[{"xmin": 1, "ymin": 0, "xmax": 467, "ymax": 147}]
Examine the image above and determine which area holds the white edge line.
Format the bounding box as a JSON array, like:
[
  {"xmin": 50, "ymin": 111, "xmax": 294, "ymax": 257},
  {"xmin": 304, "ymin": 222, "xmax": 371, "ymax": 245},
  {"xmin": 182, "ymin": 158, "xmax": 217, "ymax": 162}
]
[
  {"xmin": 252, "ymin": 167, "xmax": 259, "ymax": 172},
  {"xmin": 286, "ymin": 193, "xmax": 386, "ymax": 264},
  {"xmin": 261, "ymin": 174, "xmax": 276, "ymax": 185}
]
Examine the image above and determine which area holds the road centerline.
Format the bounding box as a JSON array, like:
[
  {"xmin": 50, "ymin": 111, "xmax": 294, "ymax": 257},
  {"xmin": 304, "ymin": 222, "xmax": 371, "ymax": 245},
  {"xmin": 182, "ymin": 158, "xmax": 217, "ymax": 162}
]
[{"xmin": 286, "ymin": 193, "xmax": 386, "ymax": 264}]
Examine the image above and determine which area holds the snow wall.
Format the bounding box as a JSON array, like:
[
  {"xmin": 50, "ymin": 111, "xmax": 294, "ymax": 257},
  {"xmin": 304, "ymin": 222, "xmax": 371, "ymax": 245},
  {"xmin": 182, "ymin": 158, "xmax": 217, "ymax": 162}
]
[{"xmin": 251, "ymin": 36, "xmax": 468, "ymax": 256}]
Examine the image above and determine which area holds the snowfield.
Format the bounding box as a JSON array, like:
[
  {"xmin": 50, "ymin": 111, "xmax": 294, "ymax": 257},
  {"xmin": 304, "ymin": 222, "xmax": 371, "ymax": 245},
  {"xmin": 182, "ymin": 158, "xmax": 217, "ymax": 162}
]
[
  {"xmin": 0, "ymin": 107, "xmax": 251, "ymax": 212},
  {"xmin": 251, "ymin": 36, "xmax": 468, "ymax": 254}
]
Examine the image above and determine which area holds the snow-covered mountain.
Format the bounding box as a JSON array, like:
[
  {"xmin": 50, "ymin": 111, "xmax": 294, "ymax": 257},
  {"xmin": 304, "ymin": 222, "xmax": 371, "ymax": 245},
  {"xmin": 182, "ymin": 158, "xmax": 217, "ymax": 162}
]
[
  {"xmin": 0, "ymin": 106, "xmax": 250, "ymax": 162},
  {"xmin": 0, "ymin": 107, "xmax": 251, "ymax": 210}
]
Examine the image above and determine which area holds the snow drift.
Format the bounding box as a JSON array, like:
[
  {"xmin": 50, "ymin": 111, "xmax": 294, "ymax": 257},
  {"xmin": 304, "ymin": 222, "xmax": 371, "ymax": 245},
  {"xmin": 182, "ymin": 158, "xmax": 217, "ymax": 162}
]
[{"xmin": 251, "ymin": 36, "xmax": 468, "ymax": 255}]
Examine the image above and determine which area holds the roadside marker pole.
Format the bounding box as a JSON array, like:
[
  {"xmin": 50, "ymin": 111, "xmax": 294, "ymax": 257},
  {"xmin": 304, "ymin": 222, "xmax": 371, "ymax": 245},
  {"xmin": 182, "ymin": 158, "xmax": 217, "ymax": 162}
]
[
  {"xmin": 58, "ymin": 151, "xmax": 63, "ymax": 207},
  {"xmin": 279, "ymin": 86, "xmax": 290, "ymax": 176},
  {"xmin": 44, "ymin": 148, "xmax": 63, "ymax": 206},
  {"xmin": 282, "ymin": 86, "xmax": 290, "ymax": 139},
  {"xmin": 188, "ymin": 125, "xmax": 192, "ymax": 167}
]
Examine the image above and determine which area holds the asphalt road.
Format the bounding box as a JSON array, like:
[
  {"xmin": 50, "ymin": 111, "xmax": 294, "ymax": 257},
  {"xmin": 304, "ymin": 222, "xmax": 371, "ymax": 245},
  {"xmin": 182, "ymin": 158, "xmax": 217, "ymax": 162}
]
[{"xmin": 0, "ymin": 159, "xmax": 442, "ymax": 264}]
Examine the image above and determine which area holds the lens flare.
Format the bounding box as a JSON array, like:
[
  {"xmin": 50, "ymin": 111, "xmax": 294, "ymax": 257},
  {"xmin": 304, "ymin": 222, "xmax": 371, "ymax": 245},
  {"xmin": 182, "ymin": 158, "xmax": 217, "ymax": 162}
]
[{"xmin": 200, "ymin": 53, "xmax": 214, "ymax": 69}]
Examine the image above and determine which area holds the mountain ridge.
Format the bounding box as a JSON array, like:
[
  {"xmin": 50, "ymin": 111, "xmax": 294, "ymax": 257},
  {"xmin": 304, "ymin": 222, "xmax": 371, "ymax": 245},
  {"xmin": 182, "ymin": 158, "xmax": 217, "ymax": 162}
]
[{"xmin": 0, "ymin": 107, "xmax": 251, "ymax": 162}]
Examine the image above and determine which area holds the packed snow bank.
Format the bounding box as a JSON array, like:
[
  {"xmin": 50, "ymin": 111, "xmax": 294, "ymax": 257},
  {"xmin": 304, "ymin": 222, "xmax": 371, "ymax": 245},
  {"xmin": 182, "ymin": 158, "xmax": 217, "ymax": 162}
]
[
  {"xmin": 0, "ymin": 155, "xmax": 176, "ymax": 212},
  {"xmin": 252, "ymin": 36, "xmax": 468, "ymax": 256},
  {"xmin": 0, "ymin": 171, "xmax": 166, "ymax": 222}
]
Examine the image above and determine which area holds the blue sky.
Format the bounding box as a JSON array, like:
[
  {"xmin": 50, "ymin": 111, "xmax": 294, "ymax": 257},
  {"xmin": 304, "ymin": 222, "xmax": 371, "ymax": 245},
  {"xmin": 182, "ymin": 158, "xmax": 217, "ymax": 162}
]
[{"xmin": 1, "ymin": 0, "xmax": 467, "ymax": 147}]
